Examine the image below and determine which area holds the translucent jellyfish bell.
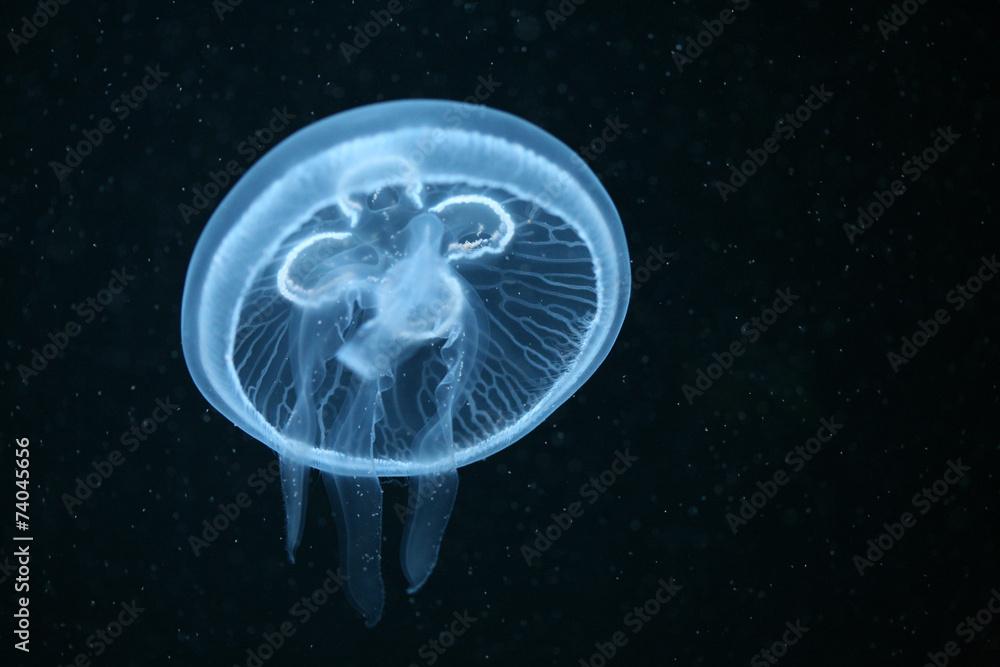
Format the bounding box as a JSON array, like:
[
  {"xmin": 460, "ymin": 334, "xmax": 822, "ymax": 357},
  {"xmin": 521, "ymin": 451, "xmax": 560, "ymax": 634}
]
[{"xmin": 181, "ymin": 100, "xmax": 630, "ymax": 625}]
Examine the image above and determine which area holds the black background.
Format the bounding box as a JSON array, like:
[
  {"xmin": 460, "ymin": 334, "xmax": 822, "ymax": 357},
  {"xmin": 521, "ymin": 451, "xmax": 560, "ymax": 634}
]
[{"xmin": 3, "ymin": 1, "xmax": 999, "ymax": 666}]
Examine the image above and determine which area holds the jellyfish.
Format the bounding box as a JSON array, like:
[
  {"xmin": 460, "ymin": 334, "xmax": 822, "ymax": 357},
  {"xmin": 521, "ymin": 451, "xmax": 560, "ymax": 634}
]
[{"xmin": 181, "ymin": 100, "xmax": 630, "ymax": 625}]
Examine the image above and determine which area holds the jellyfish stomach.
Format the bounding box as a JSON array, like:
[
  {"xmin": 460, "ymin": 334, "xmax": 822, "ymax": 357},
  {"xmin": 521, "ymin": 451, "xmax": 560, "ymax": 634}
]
[{"xmin": 336, "ymin": 212, "xmax": 464, "ymax": 380}]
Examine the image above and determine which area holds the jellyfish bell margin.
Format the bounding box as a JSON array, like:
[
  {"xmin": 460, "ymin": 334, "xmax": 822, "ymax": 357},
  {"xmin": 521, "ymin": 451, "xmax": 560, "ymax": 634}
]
[{"xmin": 180, "ymin": 99, "xmax": 630, "ymax": 626}]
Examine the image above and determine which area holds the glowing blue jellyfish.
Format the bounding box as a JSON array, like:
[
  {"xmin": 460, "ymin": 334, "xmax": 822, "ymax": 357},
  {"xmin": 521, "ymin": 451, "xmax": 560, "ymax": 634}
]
[{"xmin": 181, "ymin": 100, "xmax": 630, "ymax": 625}]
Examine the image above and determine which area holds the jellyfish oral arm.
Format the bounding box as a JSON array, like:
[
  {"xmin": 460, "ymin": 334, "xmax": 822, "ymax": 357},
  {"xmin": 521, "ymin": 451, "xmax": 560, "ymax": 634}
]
[
  {"xmin": 323, "ymin": 474, "xmax": 385, "ymax": 627},
  {"xmin": 400, "ymin": 287, "xmax": 483, "ymax": 593},
  {"xmin": 401, "ymin": 471, "xmax": 458, "ymax": 593},
  {"xmin": 335, "ymin": 212, "xmax": 464, "ymax": 380}
]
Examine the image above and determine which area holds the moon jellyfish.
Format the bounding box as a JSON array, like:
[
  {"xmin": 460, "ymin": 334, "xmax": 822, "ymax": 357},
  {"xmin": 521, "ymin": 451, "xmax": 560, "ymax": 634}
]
[{"xmin": 181, "ymin": 100, "xmax": 630, "ymax": 625}]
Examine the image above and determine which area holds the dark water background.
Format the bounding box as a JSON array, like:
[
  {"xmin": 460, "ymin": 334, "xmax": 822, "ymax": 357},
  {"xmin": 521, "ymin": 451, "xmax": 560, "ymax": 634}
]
[{"xmin": 2, "ymin": 1, "xmax": 999, "ymax": 665}]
